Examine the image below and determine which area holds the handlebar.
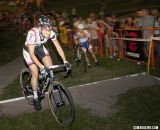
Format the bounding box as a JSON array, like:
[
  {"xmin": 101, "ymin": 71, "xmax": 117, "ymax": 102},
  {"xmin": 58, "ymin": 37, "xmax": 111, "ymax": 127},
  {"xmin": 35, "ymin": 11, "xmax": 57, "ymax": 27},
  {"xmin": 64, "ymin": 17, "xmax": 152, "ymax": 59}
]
[
  {"xmin": 75, "ymin": 44, "xmax": 89, "ymax": 49},
  {"xmin": 47, "ymin": 64, "xmax": 66, "ymax": 70},
  {"xmin": 47, "ymin": 64, "xmax": 72, "ymax": 78},
  {"xmin": 75, "ymin": 44, "xmax": 84, "ymax": 47}
]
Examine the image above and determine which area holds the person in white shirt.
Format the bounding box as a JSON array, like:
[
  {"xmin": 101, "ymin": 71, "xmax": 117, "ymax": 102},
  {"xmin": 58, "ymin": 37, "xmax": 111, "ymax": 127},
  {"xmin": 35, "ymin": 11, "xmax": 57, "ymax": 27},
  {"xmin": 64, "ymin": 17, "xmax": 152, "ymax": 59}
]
[{"xmin": 86, "ymin": 17, "xmax": 100, "ymax": 54}]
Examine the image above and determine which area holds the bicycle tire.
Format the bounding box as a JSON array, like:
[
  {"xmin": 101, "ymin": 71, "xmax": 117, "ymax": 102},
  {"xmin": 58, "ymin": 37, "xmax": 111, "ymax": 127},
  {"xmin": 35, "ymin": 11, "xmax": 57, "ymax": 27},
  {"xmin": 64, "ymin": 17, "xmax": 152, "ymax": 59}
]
[
  {"xmin": 75, "ymin": 48, "xmax": 81, "ymax": 67},
  {"xmin": 75, "ymin": 59, "xmax": 80, "ymax": 67},
  {"xmin": 81, "ymin": 52, "xmax": 87, "ymax": 72},
  {"xmin": 81, "ymin": 61, "xmax": 87, "ymax": 72},
  {"xmin": 48, "ymin": 81, "xmax": 75, "ymax": 126},
  {"xmin": 20, "ymin": 68, "xmax": 34, "ymax": 105}
]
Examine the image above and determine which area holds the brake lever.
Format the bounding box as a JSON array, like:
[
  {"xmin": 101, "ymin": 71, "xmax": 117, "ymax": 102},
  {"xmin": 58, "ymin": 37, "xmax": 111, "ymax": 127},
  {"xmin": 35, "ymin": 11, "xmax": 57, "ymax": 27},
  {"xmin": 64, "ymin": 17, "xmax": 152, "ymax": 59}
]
[{"xmin": 63, "ymin": 68, "xmax": 72, "ymax": 78}]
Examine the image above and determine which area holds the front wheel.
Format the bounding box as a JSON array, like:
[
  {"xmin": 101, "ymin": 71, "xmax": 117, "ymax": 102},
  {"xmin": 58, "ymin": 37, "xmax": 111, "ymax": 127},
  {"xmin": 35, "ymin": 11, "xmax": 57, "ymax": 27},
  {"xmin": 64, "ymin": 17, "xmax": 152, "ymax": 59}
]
[
  {"xmin": 48, "ymin": 81, "xmax": 75, "ymax": 126},
  {"xmin": 20, "ymin": 68, "xmax": 34, "ymax": 105}
]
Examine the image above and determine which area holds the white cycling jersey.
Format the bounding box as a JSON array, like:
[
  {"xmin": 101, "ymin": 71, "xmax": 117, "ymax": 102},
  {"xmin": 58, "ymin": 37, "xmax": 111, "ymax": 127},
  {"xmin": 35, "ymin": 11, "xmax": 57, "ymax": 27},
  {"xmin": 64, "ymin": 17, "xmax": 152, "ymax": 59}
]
[
  {"xmin": 74, "ymin": 29, "xmax": 90, "ymax": 44},
  {"xmin": 74, "ymin": 30, "xmax": 92, "ymax": 52},
  {"xmin": 23, "ymin": 27, "xmax": 57, "ymax": 66},
  {"xmin": 25, "ymin": 27, "xmax": 57, "ymax": 46}
]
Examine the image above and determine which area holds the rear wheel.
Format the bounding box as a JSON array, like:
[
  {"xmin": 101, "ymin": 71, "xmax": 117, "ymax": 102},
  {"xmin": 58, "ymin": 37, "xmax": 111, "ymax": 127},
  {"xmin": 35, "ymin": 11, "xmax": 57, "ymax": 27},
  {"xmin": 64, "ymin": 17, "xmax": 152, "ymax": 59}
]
[
  {"xmin": 75, "ymin": 48, "xmax": 81, "ymax": 67},
  {"xmin": 81, "ymin": 62, "xmax": 87, "ymax": 72},
  {"xmin": 48, "ymin": 81, "xmax": 75, "ymax": 126},
  {"xmin": 81, "ymin": 52, "xmax": 87, "ymax": 72},
  {"xmin": 75, "ymin": 59, "xmax": 81, "ymax": 67},
  {"xmin": 20, "ymin": 68, "xmax": 33, "ymax": 105}
]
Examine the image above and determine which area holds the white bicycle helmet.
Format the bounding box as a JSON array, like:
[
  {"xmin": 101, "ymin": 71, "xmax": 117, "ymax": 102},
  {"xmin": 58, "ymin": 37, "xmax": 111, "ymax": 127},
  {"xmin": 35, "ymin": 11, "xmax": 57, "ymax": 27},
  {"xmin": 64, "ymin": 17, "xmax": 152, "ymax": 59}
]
[{"xmin": 77, "ymin": 23, "xmax": 85, "ymax": 29}]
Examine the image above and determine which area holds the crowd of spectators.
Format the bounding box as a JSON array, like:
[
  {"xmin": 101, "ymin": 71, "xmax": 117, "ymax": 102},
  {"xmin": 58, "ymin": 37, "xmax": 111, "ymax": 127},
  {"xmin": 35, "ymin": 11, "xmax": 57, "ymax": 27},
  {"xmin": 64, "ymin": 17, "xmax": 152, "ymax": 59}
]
[
  {"xmin": 0, "ymin": 12, "xmax": 15, "ymax": 24},
  {"xmin": 1, "ymin": 7, "xmax": 160, "ymax": 62},
  {"xmin": 50, "ymin": 8, "xmax": 160, "ymax": 61}
]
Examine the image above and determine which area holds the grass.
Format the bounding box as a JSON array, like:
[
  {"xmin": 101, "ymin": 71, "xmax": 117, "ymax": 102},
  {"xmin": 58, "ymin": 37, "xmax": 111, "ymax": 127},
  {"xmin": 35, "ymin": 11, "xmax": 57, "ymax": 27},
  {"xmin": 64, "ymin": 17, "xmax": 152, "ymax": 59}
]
[
  {"xmin": 150, "ymin": 67, "xmax": 160, "ymax": 77},
  {"xmin": 0, "ymin": 78, "xmax": 22, "ymax": 100},
  {"xmin": 109, "ymin": 84, "xmax": 160, "ymax": 129},
  {"xmin": 0, "ymin": 24, "xmax": 24, "ymax": 67},
  {"xmin": 0, "ymin": 106, "xmax": 109, "ymax": 130},
  {"xmin": 1, "ymin": 85, "xmax": 160, "ymax": 130}
]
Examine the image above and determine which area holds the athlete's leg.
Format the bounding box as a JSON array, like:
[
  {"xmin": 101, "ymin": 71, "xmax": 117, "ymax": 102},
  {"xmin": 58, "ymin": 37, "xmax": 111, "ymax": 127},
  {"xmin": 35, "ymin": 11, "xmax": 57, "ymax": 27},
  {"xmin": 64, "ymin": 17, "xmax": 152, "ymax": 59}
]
[
  {"xmin": 29, "ymin": 64, "xmax": 39, "ymax": 97},
  {"xmin": 84, "ymin": 51, "xmax": 90, "ymax": 65},
  {"xmin": 23, "ymin": 48, "xmax": 39, "ymax": 98},
  {"xmin": 82, "ymin": 48, "xmax": 90, "ymax": 66},
  {"xmin": 41, "ymin": 46, "xmax": 53, "ymax": 67},
  {"xmin": 29, "ymin": 64, "xmax": 42, "ymax": 110},
  {"xmin": 23, "ymin": 48, "xmax": 42, "ymax": 110},
  {"xmin": 42, "ymin": 55, "xmax": 53, "ymax": 67},
  {"xmin": 88, "ymin": 45, "xmax": 98, "ymax": 62}
]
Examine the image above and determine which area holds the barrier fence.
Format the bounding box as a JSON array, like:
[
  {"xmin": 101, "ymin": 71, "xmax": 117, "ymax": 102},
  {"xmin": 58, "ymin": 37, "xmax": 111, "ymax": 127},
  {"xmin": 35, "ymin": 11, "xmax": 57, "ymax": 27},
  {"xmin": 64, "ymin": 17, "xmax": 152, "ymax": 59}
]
[{"xmin": 58, "ymin": 26, "xmax": 160, "ymax": 75}]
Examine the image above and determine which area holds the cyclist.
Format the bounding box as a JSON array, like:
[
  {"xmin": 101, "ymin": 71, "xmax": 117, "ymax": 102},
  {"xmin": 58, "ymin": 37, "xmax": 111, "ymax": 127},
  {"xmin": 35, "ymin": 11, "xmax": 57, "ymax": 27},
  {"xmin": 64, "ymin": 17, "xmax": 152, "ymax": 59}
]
[
  {"xmin": 74, "ymin": 23, "xmax": 99, "ymax": 67},
  {"xmin": 23, "ymin": 15, "xmax": 70, "ymax": 110}
]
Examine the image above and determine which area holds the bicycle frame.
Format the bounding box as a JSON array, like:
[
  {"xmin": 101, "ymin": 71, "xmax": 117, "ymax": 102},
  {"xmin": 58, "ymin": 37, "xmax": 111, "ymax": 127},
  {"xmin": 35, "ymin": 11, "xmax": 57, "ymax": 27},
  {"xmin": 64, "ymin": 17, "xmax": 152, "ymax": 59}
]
[
  {"xmin": 75, "ymin": 45, "xmax": 88, "ymax": 72},
  {"xmin": 46, "ymin": 65, "xmax": 70, "ymax": 106},
  {"xmin": 76, "ymin": 44, "xmax": 89, "ymax": 59},
  {"xmin": 49, "ymin": 70, "xmax": 62, "ymax": 106}
]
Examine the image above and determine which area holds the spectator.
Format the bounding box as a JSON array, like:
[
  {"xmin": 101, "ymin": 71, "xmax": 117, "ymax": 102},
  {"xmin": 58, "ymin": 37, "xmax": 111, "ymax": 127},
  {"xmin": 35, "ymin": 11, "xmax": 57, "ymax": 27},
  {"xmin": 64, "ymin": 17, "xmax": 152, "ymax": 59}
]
[
  {"xmin": 1, "ymin": 13, "xmax": 6, "ymax": 23},
  {"xmin": 79, "ymin": 17, "xmax": 87, "ymax": 27},
  {"xmin": 61, "ymin": 9, "xmax": 69, "ymax": 23},
  {"xmin": 89, "ymin": 12, "xmax": 97, "ymax": 20},
  {"xmin": 151, "ymin": 9, "xmax": 160, "ymax": 60},
  {"xmin": 124, "ymin": 16, "xmax": 136, "ymax": 28},
  {"xmin": 97, "ymin": 19, "xmax": 106, "ymax": 55},
  {"xmin": 4, "ymin": 12, "xmax": 9, "ymax": 23},
  {"xmin": 0, "ymin": 13, "xmax": 3, "ymax": 23},
  {"xmin": 106, "ymin": 22, "xmax": 119, "ymax": 59},
  {"xmin": 98, "ymin": 9, "xmax": 105, "ymax": 19},
  {"xmin": 137, "ymin": 9, "xmax": 155, "ymax": 61},
  {"xmin": 86, "ymin": 17, "xmax": 100, "ymax": 54},
  {"xmin": 71, "ymin": 7, "xmax": 77, "ymax": 18},
  {"xmin": 72, "ymin": 16, "xmax": 80, "ymax": 29}
]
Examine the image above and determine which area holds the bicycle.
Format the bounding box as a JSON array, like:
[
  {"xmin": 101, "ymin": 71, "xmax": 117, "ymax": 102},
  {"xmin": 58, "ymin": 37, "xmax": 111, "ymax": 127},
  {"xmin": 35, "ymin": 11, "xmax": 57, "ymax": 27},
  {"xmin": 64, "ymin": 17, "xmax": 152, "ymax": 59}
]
[
  {"xmin": 20, "ymin": 64, "xmax": 75, "ymax": 126},
  {"xmin": 75, "ymin": 44, "xmax": 87, "ymax": 72}
]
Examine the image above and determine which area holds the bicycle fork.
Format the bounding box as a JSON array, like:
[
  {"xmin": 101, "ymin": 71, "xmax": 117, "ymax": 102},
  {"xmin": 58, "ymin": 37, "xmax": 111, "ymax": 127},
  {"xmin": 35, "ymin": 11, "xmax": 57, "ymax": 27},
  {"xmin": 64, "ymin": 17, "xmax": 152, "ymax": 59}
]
[{"xmin": 49, "ymin": 70, "xmax": 65, "ymax": 107}]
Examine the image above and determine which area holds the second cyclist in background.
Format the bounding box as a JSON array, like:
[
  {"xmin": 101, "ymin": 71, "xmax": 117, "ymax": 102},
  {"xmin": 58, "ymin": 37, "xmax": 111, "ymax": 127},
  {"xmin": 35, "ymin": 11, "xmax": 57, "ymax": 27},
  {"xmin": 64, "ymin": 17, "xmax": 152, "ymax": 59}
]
[{"xmin": 74, "ymin": 24, "xmax": 99, "ymax": 67}]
